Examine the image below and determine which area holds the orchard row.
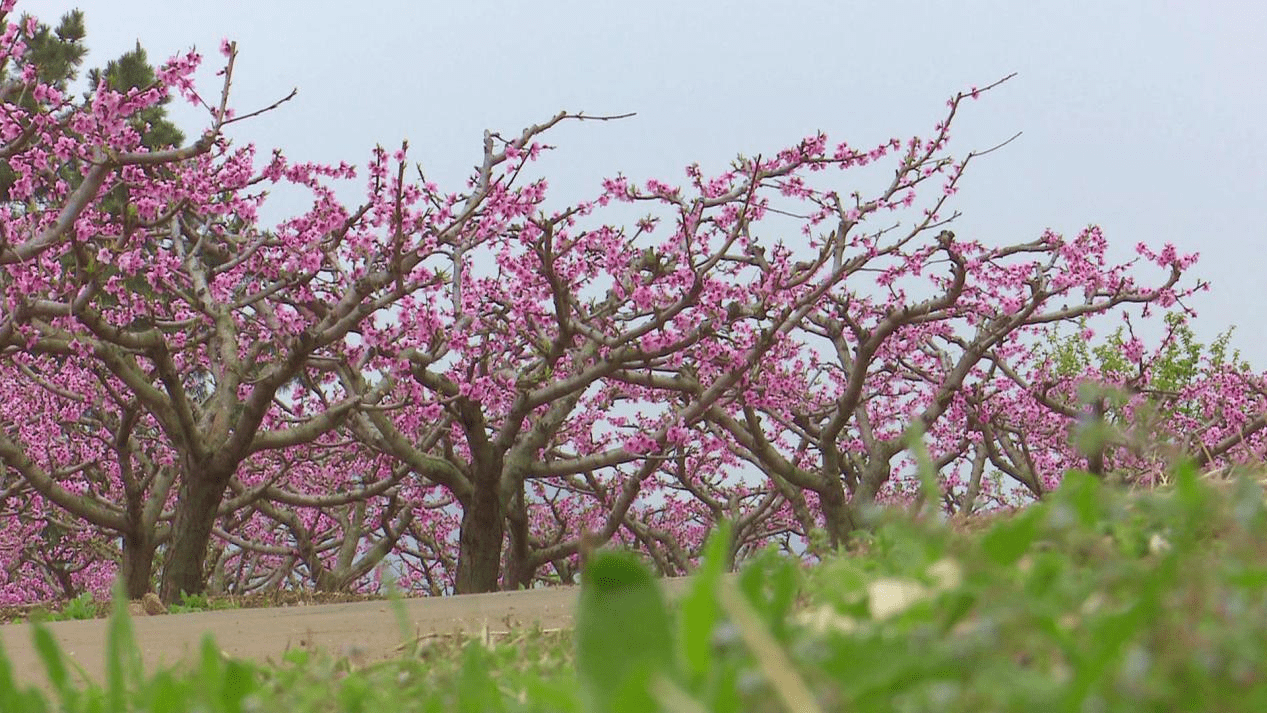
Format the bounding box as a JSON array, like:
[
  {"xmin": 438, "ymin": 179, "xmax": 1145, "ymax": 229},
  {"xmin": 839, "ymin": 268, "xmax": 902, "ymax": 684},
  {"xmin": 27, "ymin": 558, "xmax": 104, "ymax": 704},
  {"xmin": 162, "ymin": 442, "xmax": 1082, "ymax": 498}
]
[{"xmin": 1, "ymin": 4, "xmax": 1262, "ymax": 605}]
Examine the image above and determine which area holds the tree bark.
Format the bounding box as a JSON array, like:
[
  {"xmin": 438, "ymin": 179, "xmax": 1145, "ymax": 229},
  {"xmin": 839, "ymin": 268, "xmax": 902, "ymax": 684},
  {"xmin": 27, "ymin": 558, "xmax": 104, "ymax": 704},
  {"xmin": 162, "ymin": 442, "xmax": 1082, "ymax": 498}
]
[
  {"xmin": 503, "ymin": 484, "xmax": 534, "ymax": 590},
  {"xmin": 119, "ymin": 529, "xmax": 158, "ymax": 600},
  {"xmin": 454, "ymin": 483, "xmax": 506, "ymax": 593},
  {"xmin": 159, "ymin": 464, "xmax": 230, "ymax": 603},
  {"xmin": 816, "ymin": 457, "xmax": 897, "ymax": 546},
  {"xmin": 816, "ymin": 482, "xmax": 859, "ymax": 548}
]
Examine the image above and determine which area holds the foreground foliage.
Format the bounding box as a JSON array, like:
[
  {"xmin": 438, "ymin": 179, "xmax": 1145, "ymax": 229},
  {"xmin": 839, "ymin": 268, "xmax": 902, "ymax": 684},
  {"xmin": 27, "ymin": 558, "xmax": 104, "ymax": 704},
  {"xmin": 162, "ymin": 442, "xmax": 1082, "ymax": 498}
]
[{"xmin": 3, "ymin": 462, "xmax": 1267, "ymax": 711}]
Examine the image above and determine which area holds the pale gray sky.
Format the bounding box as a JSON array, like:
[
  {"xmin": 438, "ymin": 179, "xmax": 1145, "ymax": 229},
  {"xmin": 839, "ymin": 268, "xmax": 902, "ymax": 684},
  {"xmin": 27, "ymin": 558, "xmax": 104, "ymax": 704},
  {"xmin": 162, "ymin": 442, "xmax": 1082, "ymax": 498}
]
[{"xmin": 19, "ymin": 0, "xmax": 1267, "ymax": 368}]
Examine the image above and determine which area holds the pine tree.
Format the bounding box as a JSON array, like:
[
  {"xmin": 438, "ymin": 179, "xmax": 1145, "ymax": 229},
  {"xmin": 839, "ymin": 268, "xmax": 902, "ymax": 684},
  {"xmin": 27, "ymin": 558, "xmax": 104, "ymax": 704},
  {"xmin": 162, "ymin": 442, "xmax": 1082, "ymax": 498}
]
[
  {"xmin": 1, "ymin": 10, "xmax": 184, "ymax": 202},
  {"xmin": 87, "ymin": 41, "xmax": 184, "ymax": 150}
]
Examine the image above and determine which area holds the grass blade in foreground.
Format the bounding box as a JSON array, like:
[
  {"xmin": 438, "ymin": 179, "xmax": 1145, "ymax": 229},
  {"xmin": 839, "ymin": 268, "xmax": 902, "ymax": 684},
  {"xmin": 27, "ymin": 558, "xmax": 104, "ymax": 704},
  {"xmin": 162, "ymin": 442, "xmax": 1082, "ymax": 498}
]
[
  {"xmin": 0, "ymin": 641, "xmax": 51, "ymax": 712},
  {"xmin": 576, "ymin": 549, "xmax": 673, "ymax": 713},
  {"xmin": 718, "ymin": 578, "xmax": 823, "ymax": 713},
  {"xmin": 31, "ymin": 624, "xmax": 76, "ymax": 709},
  {"xmin": 677, "ymin": 522, "xmax": 728, "ymax": 684},
  {"xmin": 105, "ymin": 580, "xmax": 143, "ymax": 712}
]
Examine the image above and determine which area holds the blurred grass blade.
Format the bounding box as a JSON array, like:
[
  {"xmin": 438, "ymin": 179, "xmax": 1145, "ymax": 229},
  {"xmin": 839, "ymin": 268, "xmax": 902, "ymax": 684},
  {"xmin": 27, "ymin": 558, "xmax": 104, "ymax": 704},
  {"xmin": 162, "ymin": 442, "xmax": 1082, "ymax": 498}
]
[
  {"xmin": 679, "ymin": 521, "xmax": 729, "ymax": 680},
  {"xmin": 32, "ymin": 624, "xmax": 73, "ymax": 705},
  {"xmin": 0, "ymin": 641, "xmax": 17, "ymax": 699},
  {"xmin": 718, "ymin": 579, "xmax": 823, "ymax": 713},
  {"xmin": 456, "ymin": 641, "xmax": 505, "ymax": 713},
  {"xmin": 577, "ymin": 549, "xmax": 673, "ymax": 712},
  {"xmin": 146, "ymin": 670, "xmax": 187, "ymax": 713},
  {"xmin": 1172, "ymin": 459, "xmax": 1207, "ymax": 512},
  {"xmin": 106, "ymin": 579, "xmax": 142, "ymax": 712},
  {"xmin": 194, "ymin": 633, "xmax": 258, "ymax": 713},
  {"xmin": 738, "ymin": 549, "xmax": 799, "ymax": 636},
  {"xmin": 651, "ymin": 675, "xmax": 710, "ymax": 713},
  {"xmin": 0, "ymin": 641, "xmax": 50, "ymax": 712},
  {"xmin": 379, "ymin": 564, "xmax": 415, "ymax": 649}
]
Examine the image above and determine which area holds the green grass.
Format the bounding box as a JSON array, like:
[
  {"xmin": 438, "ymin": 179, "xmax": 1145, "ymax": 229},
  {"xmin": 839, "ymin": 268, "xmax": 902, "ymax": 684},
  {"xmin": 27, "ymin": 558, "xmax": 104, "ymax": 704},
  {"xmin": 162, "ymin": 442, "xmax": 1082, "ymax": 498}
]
[
  {"xmin": 5, "ymin": 461, "xmax": 1267, "ymax": 711},
  {"xmin": 27, "ymin": 592, "xmax": 100, "ymax": 623},
  {"xmin": 20, "ymin": 589, "xmax": 241, "ymax": 624},
  {"xmin": 167, "ymin": 592, "xmax": 240, "ymax": 615}
]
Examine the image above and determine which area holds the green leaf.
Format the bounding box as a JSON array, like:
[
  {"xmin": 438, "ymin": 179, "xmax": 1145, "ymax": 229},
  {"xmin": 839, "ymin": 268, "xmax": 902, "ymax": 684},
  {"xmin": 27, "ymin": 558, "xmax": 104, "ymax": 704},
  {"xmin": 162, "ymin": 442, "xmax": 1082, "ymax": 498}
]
[
  {"xmin": 738, "ymin": 549, "xmax": 798, "ymax": 637},
  {"xmin": 142, "ymin": 670, "xmax": 185, "ymax": 713},
  {"xmin": 456, "ymin": 642, "xmax": 504, "ymax": 713},
  {"xmin": 194, "ymin": 637, "xmax": 223, "ymax": 708},
  {"xmin": 522, "ymin": 676, "xmax": 583, "ymax": 713},
  {"xmin": 1055, "ymin": 470, "xmax": 1103, "ymax": 528},
  {"xmin": 938, "ymin": 590, "xmax": 977, "ymax": 633},
  {"xmin": 0, "ymin": 641, "xmax": 16, "ymax": 698},
  {"xmin": 678, "ymin": 522, "xmax": 729, "ymax": 681},
  {"xmin": 1171, "ymin": 459, "xmax": 1204, "ymax": 509},
  {"xmin": 576, "ymin": 550, "xmax": 673, "ymax": 713},
  {"xmin": 219, "ymin": 659, "xmax": 257, "ymax": 713},
  {"xmin": 980, "ymin": 508, "xmax": 1040, "ymax": 566},
  {"xmin": 193, "ymin": 635, "xmax": 256, "ymax": 713},
  {"xmin": 1067, "ymin": 602, "xmax": 1147, "ymax": 706}
]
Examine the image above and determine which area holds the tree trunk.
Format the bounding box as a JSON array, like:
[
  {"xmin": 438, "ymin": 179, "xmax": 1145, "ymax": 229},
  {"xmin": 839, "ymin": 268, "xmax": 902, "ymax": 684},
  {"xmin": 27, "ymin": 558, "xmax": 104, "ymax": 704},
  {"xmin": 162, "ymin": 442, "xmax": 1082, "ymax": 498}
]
[
  {"xmin": 454, "ymin": 483, "xmax": 505, "ymax": 593},
  {"xmin": 160, "ymin": 467, "xmax": 230, "ymax": 603},
  {"xmin": 504, "ymin": 484, "xmax": 534, "ymax": 590},
  {"xmin": 853, "ymin": 458, "xmax": 892, "ymax": 505},
  {"xmin": 819, "ymin": 457, "xmax": 894, "ymax": 546},
  {"xmin": 816, "ymin": 482, "xmax": 859, "ymax": 548},
  {"xmin": 119, "ymin": 529, "xmax": 158, "ymax": 600}
]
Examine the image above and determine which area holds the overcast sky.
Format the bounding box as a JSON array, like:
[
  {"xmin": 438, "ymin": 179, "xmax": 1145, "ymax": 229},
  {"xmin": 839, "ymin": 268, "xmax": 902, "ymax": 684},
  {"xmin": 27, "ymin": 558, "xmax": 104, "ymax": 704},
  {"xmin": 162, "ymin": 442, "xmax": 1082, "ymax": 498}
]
[{"xmin": 18, "ymin": 0, "xmax": 1267, "ymax": 368}]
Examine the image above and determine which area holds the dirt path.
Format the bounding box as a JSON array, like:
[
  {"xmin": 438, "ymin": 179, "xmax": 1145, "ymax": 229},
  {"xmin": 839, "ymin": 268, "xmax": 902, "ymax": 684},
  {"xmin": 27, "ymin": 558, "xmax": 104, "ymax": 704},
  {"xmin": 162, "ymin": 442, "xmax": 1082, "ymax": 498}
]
[{"xmin": 0, "ymin": 578, "xmax": 696, "ymax": 691}]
